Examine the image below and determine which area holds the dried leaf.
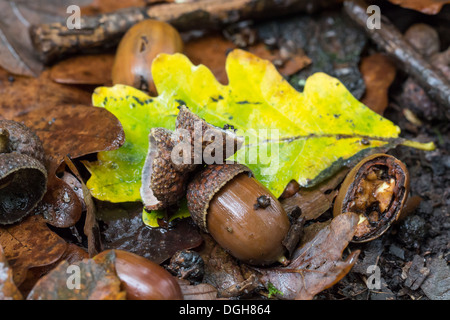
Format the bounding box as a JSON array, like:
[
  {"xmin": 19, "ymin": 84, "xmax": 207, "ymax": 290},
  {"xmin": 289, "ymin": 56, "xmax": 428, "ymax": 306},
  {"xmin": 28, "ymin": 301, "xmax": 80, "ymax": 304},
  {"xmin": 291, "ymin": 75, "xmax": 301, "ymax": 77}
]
[
  {"xmin": 102, "ymin": 210, "xmax": 203, "ymax": 264},
  {"xmin": 387, "ymin": 0, "xmax": 450, "ymax": 14},
  {"xmin": 0, "ymin": 0, "xmax": 91, "ymax": 76},
  {"xmin": 281, "ymin": 168, "xmax": 349, "ymax": 221},
  {"xmin": 13, "ymin": 104, "xmax": 124, "ymax": 227},
  {"xmin": 199, "ymin": 234, "xmax": 259, "ymax": 298},
  {"xmin": 0, "ymin": 215, "xmax": 67, "ymax": 287},
  {"xmin": 0, "ymin": 246, "xmax": 23, "ymax": 300},
  {"xmin": 0, "ymin": 69, "xmax": 91, "ymax": 120},
  {"xmin": 50, "ymin": 53, "xmax": 115, "ymax": 85},
  {"xmin": 177, "ymin": 279, "xmax": 218, "ymax": 300},
  {"xmin": 360, "ymin": 53, "xmax": 397, "ymax": 115},
  {"xmin": 27, "ymin": 250, "xmax": 126, "ymax": 300},
  {"xmin": 258, "ymin": 212, "xmax": 360, "ymax": 300}
]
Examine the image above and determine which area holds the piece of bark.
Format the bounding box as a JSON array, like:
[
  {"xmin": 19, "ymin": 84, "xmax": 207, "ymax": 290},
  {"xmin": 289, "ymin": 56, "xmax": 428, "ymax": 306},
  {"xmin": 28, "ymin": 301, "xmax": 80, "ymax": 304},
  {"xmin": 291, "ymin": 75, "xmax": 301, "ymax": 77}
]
[
  {"xmin": 344, "ymin": 0, "xmax": 450, "ymax": 117},
  {"xmin": 30, "ymin": 0, "xmax": 338, "ymax": 64}
]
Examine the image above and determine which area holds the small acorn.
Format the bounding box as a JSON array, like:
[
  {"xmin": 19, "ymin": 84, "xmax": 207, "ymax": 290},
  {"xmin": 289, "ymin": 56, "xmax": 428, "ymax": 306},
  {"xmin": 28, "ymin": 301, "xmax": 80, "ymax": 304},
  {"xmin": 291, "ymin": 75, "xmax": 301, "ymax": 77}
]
[
  {"xmin": 112, "ymin": 19, "xmax": 183, "ymax": 94},
  {"xmin": 95, "ymin": 249, "xmax": 183, "ymax": 300},
  {"xmin": 187, "ymin": 163, "xmax": 290, "ymax": 266},
  {"xmin": 0, "ymin": 120, "xmax": 47, "ymax": 225},
  {"xmin": 333, "ymin": 153, "xmax": 410, "ymax": 243}
]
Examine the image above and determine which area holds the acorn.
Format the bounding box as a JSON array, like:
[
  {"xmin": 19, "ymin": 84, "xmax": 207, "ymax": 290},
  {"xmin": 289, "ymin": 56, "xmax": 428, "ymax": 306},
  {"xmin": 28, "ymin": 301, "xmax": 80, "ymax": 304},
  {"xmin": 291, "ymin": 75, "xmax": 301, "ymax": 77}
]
[
  {"xmin": 95, "ymin": 249, "xmax": 183, "ymax": 300},
  {"xmin": 187, "ymin": 163, "xmax": 290, "ymax": 266},
  {"xmin": 0, "ymin": 120, "xmax": 47, "ymax": 225},
  {"xmin": 333, "ymin": 153, "xmax": 410, "ymax": 243},
  {"xmin": 111, "ymin": 19, "xmax": 183, "ymax": 94}
]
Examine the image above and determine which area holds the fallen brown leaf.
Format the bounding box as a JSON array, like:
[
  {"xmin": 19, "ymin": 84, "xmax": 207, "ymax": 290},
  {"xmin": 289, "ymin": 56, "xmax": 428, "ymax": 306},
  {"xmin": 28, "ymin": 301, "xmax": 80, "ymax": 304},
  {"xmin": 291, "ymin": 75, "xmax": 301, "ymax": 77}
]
[
  {"xmin": 387, "ymin": 0, "xmax": 450, "ymax": 14},
  {"xmin": 281, "ymin": 168, "xmax": 349, "ymax": 221},
  {"xmin": 0, "ymin": 215, "xmax": 67, "ymax": 287},
  {"xmin": 27, "ymin": 250, "xmax": 126, "ymax": 300},
  {"xmin": 184, "ymin": 34, "xmax": 311, "ymax": 85},
  {"xmin": 50, "ymin": 53, "xmax": 115, "ymax": 86},
  {"xmin": 258, "ymin": 212, "xmax": 360, "ymax": 300},
  {"xmin": 0, "ymin": 245, "xmax": 23, "ymax": 300},
  {"xmin": 360, "ymin": 53, "xmax": 397, "ymax": 115},
  {"xmin": 0, "ymin": 68, "xmax": 91, "ymax": 120},
  {"xmin": 13, "ymin": 104, "xmax": 124, "ymax": 228}
]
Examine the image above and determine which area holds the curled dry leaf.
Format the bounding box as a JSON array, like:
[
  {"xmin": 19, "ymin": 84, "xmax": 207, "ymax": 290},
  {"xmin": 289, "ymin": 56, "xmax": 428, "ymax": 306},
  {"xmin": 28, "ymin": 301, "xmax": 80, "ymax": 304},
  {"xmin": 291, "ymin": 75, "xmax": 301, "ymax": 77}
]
[
  {"xmin": 258, "ymin": 212, "xmax": 360, "ymax": 300},
  {"xmin": 0, "ymin": 215, "xmax": 67, "ymax": 287},
  {"xmin": 27, "ymin": 250, "xmax": 126, "ymax": 300},
  {"xmin": 0, "ymin": 246, "xmax": 23, "ymax": 300}
]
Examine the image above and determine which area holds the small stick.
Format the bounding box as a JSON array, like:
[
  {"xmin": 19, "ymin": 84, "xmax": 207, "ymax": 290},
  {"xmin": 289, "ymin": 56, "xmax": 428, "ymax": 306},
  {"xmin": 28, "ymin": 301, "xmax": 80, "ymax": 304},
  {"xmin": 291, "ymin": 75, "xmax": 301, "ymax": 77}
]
[
  {"xmin": 343, "ymin": 0, "xmax": 450, "ymax": 116},
  {"xmin": 30, "ymin": 0, "xmax": 338, "ymax": 64}
]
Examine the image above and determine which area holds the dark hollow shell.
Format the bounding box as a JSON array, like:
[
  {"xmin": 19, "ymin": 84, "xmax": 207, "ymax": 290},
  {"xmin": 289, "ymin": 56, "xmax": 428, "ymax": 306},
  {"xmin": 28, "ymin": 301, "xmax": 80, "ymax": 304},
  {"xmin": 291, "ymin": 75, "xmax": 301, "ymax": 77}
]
[
  {"xmin": 140, "ymin": 127, "xmax": 189, "ymax": 211},
  {"xmin": 333, "ymin": 153, "xmax": 410, "ymax": 243},
  {"xmin": 186, "ymin": 163, "xmax": 251, "ymax": 232},
  {"xmin": 0, "ymin": 153, "xmax": 47, "ymax": 224}
]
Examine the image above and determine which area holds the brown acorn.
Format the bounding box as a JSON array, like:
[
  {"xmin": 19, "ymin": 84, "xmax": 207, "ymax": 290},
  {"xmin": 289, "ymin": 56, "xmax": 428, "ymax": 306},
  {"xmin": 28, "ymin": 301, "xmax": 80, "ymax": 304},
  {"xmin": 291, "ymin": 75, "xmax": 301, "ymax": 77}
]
[
  {"xmin": 333, "ymin": 153, "xmax": 410, "ymax": 243},
  {"xmin": 111, "ymin": 19, "xmax": 183, "ymax": 94},
  {"xmin": 0, "ymin": 120, "xmax": 47, "ymax": 225},
  {"xmin": 95, "ymin": 249, "xmax": 183, "ymax": 300},
  {"xmin": 187, "ymin": 163, "xmax": 290, "ymax": 266}
]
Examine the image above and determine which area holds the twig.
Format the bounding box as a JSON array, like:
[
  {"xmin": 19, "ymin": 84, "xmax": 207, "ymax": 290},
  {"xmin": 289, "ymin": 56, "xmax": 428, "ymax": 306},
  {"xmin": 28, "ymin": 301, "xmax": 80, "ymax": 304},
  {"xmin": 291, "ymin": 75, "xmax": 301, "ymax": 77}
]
[
  {"xmin": 29, "ymin": 0, "xmax": 338, "ymax": 64},
  {"xmin": 343, "ymin": 0, "xmax": 450, "ymax": 117}
]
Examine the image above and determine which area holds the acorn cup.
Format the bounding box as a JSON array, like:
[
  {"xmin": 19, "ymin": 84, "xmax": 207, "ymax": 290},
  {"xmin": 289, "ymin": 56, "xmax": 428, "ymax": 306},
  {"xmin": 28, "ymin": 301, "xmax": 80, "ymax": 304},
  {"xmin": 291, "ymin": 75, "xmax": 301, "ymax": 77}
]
[
  {"xmin": 187, "ymin": 163, "xmax": 291, "ymax": 266},
  {"xmin": 0, "ymin": 120, "xmax": 47, "ymax": 225}
]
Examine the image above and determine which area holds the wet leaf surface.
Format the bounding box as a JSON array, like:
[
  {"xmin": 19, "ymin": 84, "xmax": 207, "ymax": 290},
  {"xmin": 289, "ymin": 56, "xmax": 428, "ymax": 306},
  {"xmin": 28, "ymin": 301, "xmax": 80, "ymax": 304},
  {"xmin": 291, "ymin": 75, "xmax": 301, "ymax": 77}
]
[
  {"xmin": 0, "ymin": 215, "xmax": 67, "ymax": 287},
  {"xmin": 0, "ymin": 245, "xmax": 23, "ymax": 300},
  {"xmin": 102, "ymin": 209, "xmax": 203, "ymax": 264}
]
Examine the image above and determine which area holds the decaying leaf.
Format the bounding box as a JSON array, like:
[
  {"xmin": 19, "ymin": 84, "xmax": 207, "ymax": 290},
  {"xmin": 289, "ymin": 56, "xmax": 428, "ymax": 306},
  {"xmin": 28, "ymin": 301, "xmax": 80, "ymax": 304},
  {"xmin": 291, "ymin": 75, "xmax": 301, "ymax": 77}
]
[
  {"xmin": 12, "ymin": 104, "xmax": 124, "ymax": 227},
  {"xmin": 281, "ymin": 168, "xmax": 349, "ymax": 221},
  {"xmin": 27, "ymin": 250, "xmax": 126, "ymax": 300},
  {"xmin": 0, "ymin": 215, "xmax": 67, "ymax": 287},
  {"xmin": 258, "ymin": 212, "xmax": 360, "ymax": 300},
  {"xmin": 387, "ymin": 0, "xmax": 450, "ymax": 14},
  {"xmin": 102, "ymin": 210, "xmax": 203, "ymax": 264},
  {"xmin": 360, "ymin": 53, "xmax": 397, "ymax": 115},
  {"xmin": 177, "ymin": 279, "xmax": 218, "ymax": 300},
  {"xmin": 85, "ymin": 49, "xmax": 433, "ymax": 205},
  {"xmin": 199, "ymin": 234, "xmax": 260, "ymax": 298},
  {"xmin": 0, "ymin": 246, "xmax": 23, "ymax": 300},
  {"xmin": 50, "ymin": 53, "xmax": 115, "ymax": 85}
]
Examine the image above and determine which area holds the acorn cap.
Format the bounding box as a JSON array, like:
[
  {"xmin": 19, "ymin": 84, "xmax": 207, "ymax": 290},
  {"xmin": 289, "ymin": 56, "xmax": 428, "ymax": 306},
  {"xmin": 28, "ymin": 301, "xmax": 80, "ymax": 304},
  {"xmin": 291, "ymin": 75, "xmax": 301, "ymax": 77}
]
[
  {"xmin": 0, "ymin": 120, "xmax": 45, "ymax": 165},
  {"xmin": 186, "ymin": 163, "xmax": 251, "ymax": 232},
  {"xmin": 172, "ymin": 106, "xmax": 244, "ymax": 172},
  {"xmin": 0, "ymin": 152, "xmax": 47, "ymax": 224},
  {"xmin": 140, "ymin": 127, "xmax": 188, "ymax": 211}
]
